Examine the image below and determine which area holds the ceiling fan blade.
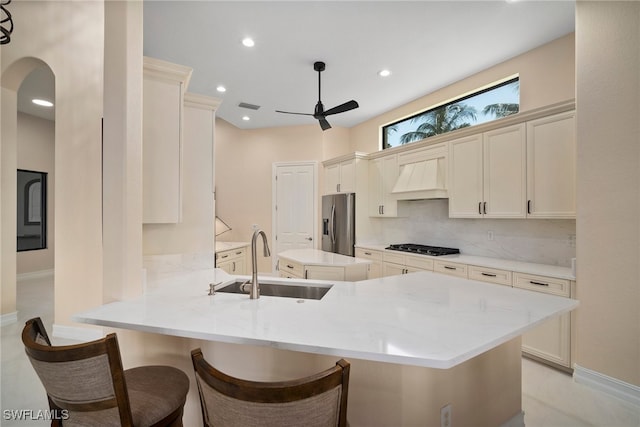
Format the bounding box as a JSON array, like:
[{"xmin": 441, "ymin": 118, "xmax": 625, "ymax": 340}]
[
  {"xmin": 319, "ymin": 117, "xmax": 332, "ymax": 131},
  {"xmin": 323, "ymin": 100, "xmax": 359, "ymax": 116},
  {"xmin": 275, "ymin": 110, "xmax": 314, "ymax": 116}
]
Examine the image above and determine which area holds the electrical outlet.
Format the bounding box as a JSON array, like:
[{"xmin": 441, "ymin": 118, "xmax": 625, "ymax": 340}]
[
  {"xmin": 441, "ymin": 404, "xmax": 452, "ymax": 427},
  {"xmin": 487, "ymin": 231, "xmax": 494, "ymax": 241},
  {"xmin": 568, "ymin": 234, "xmax": 576, "ymax": 248},
  {"xmin": 252, "ymin": 224, "xmax": 259, "ymax": 231}
]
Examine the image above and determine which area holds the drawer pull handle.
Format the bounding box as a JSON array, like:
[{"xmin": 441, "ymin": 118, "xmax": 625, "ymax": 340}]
[
  {"xmin": 235, "ymin": 251, "xmax": 242, "ymax": 255},
  {"xmin": 481, "ymin": 272, "xmax": 497, "ymax": 277},
  {"xmin": 364, "ymin": 252, "xmax": 372, "ymax": 255},
  {"xmin": 444, "ymin": 266, "xmax": 456, "ymax": 270},
  {"xmin": 220, "ymin": 255, "xmax": 229, "ymax": 259},
  {"xmin": 530, "ymin": 280, "xmax": 549, "ymax": 287},
  {"xmin": 287, "ymin": 264, "xmax": 294, "ymax": 269}
]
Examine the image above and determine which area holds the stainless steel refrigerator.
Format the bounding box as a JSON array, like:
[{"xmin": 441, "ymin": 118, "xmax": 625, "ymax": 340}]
[{"xmin": 322, "ymin": 193, "xmax": 355, "ymax": 256}]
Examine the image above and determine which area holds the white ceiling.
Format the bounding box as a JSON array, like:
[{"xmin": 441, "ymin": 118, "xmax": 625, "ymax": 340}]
[
  {"xmin": 143, "ymin": 1, "xmax": 575, "ymax": 130},
  {"xmin": 18, "ymin": 1, "xmax": 576, "ymax": 130}
]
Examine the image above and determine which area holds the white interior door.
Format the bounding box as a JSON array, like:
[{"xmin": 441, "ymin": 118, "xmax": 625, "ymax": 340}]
[{"xmin": 272, "ymin": 162, "xmax": 317, "ymax": 272}]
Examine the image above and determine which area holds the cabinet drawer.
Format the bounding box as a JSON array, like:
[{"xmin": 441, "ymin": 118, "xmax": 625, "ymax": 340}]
[
  {"xmin": 404, "ymin": 254, "xmax": 434, "ymax": 271},
  {"xmin": 355, "ymin": 248, "xmax": 383, "ymax": 262},
  {"xmin": 383, "ymin": 251, "xmax": 405, "ymax": 265},
  {"xmin": 468, "ymin": 265, "xmax": 512, "ymax": 286},
  {"xmin": 513, "ymin": 273, "xmax": 570, "ymax": 297},
  {"xmin": 279, "ymin": 258, "xmax": 304, "ymax": 277},
  {"xmin": 216, "ymin": 248, "xmax": 245, "ymax": 262},
  {"xmin": 434, "ymin": 260, "xmax": 468, "ymax": 278}
]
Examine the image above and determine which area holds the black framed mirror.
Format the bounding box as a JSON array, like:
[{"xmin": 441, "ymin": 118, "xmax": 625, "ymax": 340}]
[{"xmin": 17, "ymin": 169, "xmax": 47, "ymax": 251}]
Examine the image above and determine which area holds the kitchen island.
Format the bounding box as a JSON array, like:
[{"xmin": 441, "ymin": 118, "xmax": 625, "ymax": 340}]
[
  {"xmin": 73, "ymin": 266, "xmax": 577, "ymax": 426},
  {"xmin": 278, "ymin": 248, "xmax": 371, "ymax": 281}
]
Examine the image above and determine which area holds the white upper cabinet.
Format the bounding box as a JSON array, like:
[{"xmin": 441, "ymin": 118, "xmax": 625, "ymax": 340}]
[
  {"xmin": 368, "ymin": 155, "xmax": 399, "ymax": 217},
  {"xmin": 142, "ymin": 57, "xmax": 192, "ymax": 224},
  {"xmin": 323, "ymin": 154, "xmax": 367, "ymax": 194},
  {"xmin": 449, "ymin": 124, "xmax": 526, "ymax": 218},
  {"xmin": 526, "ymin": 111, "xmax": 576, "ymax": 218}
]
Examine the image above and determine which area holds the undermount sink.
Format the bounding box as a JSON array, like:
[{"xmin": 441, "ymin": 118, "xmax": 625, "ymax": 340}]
[{"xmin": 217, "ymin": 280, "xmax": 332, "ymax": 300}]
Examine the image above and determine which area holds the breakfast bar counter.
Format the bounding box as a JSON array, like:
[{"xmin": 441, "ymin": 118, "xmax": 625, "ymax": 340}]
[{"xmin": 73, "ymin": 267, "xmax": 577, "ymax": 426}]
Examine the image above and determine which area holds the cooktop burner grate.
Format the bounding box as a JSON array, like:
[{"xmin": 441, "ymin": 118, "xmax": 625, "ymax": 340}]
[{"xmin": 385, "ymin": 243, "xmax": 460, "ymax": 256}]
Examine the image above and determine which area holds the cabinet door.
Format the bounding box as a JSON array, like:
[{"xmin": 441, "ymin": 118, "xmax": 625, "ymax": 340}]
[
  {"xmin": 382, "ymin": 262, "xmax": 406, "ymax": 277},
  {"xmin": 483, "ymin": 124, "xmax": 526, "ymax": 218},
  {"xmin": 527, "ymin": 111, "xmax": 576, "ymax": 218},
  {"xmin": 324, "ymin": 163, "xmax": 341, "ymax": 194},
  {"xmin": 448, "ymin": 134, "xmax": 484, "ymax": 218},
  {"xmin": 339, "ymin": 159, "xmax": 356, "ymax": 193},
  {"xmin": 521, "ymin": 313, "xmax": 572, "ymax": 368},
  {"xmin": 143, "ymin": 76, "xmax": 183, "ymax": 223},
  {"xmin": 355, "ymin": 248, "xmax": 383, "ymax": 279},
  {"xmin": 368, "ymin": 156, "xmax": 398, "ymax": 217}
]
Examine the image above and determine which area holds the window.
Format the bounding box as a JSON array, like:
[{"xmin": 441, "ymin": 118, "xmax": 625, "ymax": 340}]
[
  {"xmin": 382, "ymin": 77, "xmax": 519, "ymax": 149},
  {"xmin": 17, "ymin": 169, "xmax": 47, "ymax": 252}
]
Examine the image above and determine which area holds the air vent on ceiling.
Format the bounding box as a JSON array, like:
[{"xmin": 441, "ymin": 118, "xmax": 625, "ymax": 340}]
[{"xmin": 238, "ymin": 102, "xmax": 261, "ymax": 110}]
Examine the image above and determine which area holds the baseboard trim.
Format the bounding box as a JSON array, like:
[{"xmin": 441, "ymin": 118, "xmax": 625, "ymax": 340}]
[
  {"xmin": 0, "ymin": 311, "xmax": 18, "ymax": 326},
  {"xmin": 501, "ymin": 411, "xmax": 525, "ymax": 427},
  {"xmin": 17, "ymin": 269, "xmax": 54, "ymax": 281},
  {"xmin": 573, "ymin": 364, "xmax": 640, "ymax": 406},
  {"xmin": 52, "ymin": 324, "xmax": 104, "ymax": 342}
]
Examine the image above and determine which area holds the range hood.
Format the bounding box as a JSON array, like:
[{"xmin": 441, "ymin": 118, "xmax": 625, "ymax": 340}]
[{"xmin": 391, "ymin": 158, "xmax": 448, "ymax": 200}]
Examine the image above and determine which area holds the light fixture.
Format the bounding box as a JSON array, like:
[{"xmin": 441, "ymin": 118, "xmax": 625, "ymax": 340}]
[
  {"xmin": 215, "ymin": 216, "xmax": 232, "ymax": 236},
  {"xmin": 216, "ymin": 85, "xmax": 227, "ymax": 93},
  {"xmin": 0, "ymin": 0, "xmax": 14, "ymax": 45},
  {"xmin": 32, "ymin": 99, "xmax": 54, "ymax": 107},
  {"xmin": 242, "ymin": 37, "xmax": 255, "ymax": 48},
  {"xmin": 242, "ymin": 116, "xmax": 250, "ymax": 121},
  {"xmin": 378, "ymin": 69, "xmax": 392, "ymax": 77}
]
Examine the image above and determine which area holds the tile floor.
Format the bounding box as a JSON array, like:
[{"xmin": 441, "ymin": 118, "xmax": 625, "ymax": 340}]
[{"xmin": 2, "ymin": 276, "xmax": 639, "ymax": 426}]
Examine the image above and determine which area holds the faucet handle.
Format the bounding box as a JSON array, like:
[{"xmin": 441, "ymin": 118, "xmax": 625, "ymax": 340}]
[{"xmin": 208, "ymin": 283, "xmax": 217, "ymax": 295}]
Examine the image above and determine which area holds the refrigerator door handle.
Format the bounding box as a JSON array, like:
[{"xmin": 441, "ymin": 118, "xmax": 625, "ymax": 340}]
[{"xmin": 331, "ymin": 204, "xmax": 336, "ymax": 244}]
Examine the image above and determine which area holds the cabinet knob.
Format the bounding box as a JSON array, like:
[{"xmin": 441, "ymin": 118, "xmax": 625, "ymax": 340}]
[{"xmin": 306, "ymin": 237, "xmax": 313, "ymax": 241}]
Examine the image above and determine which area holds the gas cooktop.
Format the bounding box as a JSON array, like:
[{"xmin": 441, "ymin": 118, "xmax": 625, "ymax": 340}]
[{"xmin": 385, "ymin": 243, "xmax": 460, "ymax": 256}]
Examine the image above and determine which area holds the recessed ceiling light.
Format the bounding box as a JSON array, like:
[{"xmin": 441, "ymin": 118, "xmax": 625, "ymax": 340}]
[
  {"xmin": 378, "ymin": 69, "xmax": 392, "ymax": 77},
  {"xmin": 242, "ymin": 37, "xmax": 255, "ymax": 48},
  {"xmin": 216, "ymin": 85, "xmax": 227, "ymax": 93},
  {"xmin": 32, "ymin": 99, "xmax": 54, "ymax": 107},
  {"xmin": 242, "ymin": 116, "xmax": 250, "ymax": 121}
]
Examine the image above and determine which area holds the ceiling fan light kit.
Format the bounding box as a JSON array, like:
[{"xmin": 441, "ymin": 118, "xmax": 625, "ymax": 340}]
[{"xmin": 276, "ymin": 61, "xmax": 359, "ymax": 131}]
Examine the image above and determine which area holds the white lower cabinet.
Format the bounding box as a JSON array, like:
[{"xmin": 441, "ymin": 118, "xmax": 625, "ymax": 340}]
[
  {"xmin": 433, "ymin": 260, "xmax": 468, "ymax": 278},
  {"xmin": 382, "ymin": 252, "xmax": 434, "ymax": 277},
  {"xmin": 215, "ymin": 247, "xmax": 248, "ymax": 275},
  {"xmin": 278, "ymin": 256, "xmax": 368, "ymax": 281},
  {"xmin": 467, "ymin": 265, "xmax": 512, "ymax": 286},
  {"xmin": 514, "ymin": 272, "xmax": 573, "ymax": 370},
  {"xmin": 355, "ymin": 248, "xmax": 383, "ymax": 279}
]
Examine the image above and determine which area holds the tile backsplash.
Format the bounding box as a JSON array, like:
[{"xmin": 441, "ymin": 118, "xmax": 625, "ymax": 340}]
[{"xmin": 367, "ymin": 199, "xmax": 576, "ymax": 267}]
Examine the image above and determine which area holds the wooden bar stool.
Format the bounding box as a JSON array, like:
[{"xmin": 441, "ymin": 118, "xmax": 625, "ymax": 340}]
[
  {"xmin": 191, "ymin": 347, "xmax": 350, "ymax": 427},
  {"xmin": 22, "ymin": 317, "xmax": 189, "ymax": 427}
]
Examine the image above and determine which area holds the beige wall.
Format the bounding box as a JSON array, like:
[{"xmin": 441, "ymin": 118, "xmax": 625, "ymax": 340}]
[
  {"xmin": 16, "ymin": 112, "xmax": 55, "ymax": 275},
  {"xmin": 349, "ymin": 33, "xmax": 575, "ymax": 154},
  {"xmin": 215, "ymin": 119, "xmax": 326, "ymax": 272},
  {"xmin": 1, "ymin": 1, "xmax": 104, "ymax": 323},
  {"xmin": 575, "ymin": 1, "xmax": 639, "ymax": 386}
]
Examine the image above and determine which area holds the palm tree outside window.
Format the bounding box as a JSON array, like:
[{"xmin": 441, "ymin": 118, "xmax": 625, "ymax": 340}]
[{"xmin": 382, "ymin": 77, "xmax": 519, "ymax": 149}]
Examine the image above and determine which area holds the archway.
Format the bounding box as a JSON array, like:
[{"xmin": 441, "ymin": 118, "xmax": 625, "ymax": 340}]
[{"xmin": 1, "ymin": 57, "xmax": 55, "ymax": 325}]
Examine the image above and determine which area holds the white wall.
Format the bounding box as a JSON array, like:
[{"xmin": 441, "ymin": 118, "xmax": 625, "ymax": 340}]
[
  {"xmin": 16, "ymin": 112, "xmax": 55, "ymax": 275},
  {"xmin": 575, "ymin": 1, "xmax": 639, "ymax": 387}
]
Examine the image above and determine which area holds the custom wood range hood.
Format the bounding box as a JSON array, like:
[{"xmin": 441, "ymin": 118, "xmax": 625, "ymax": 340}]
[{"xmin": 391, "ymin": 158, "xmax": 448, "ymax": 200}]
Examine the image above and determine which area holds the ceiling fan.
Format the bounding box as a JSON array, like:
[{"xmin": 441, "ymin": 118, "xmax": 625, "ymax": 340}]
[{"xmin": 276, "ymin": 61, "xmax": 359, "ymax": 131}]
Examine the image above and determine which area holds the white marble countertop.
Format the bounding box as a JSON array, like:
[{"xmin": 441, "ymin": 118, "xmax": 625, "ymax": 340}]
[
  {"xmin": 215, "ymin": 241, "xmax": 250, "ymax": 252},
  {"xmin": 278, "ymin": 249, "xmax": 372, "ymax": 267},
  {"xmin": 356, "ymin": 244, "xmax": 575, "ymax": 280},
  {"xmin": 73, "ymin": 267, "xmax": 577, "ymax": 369}
]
